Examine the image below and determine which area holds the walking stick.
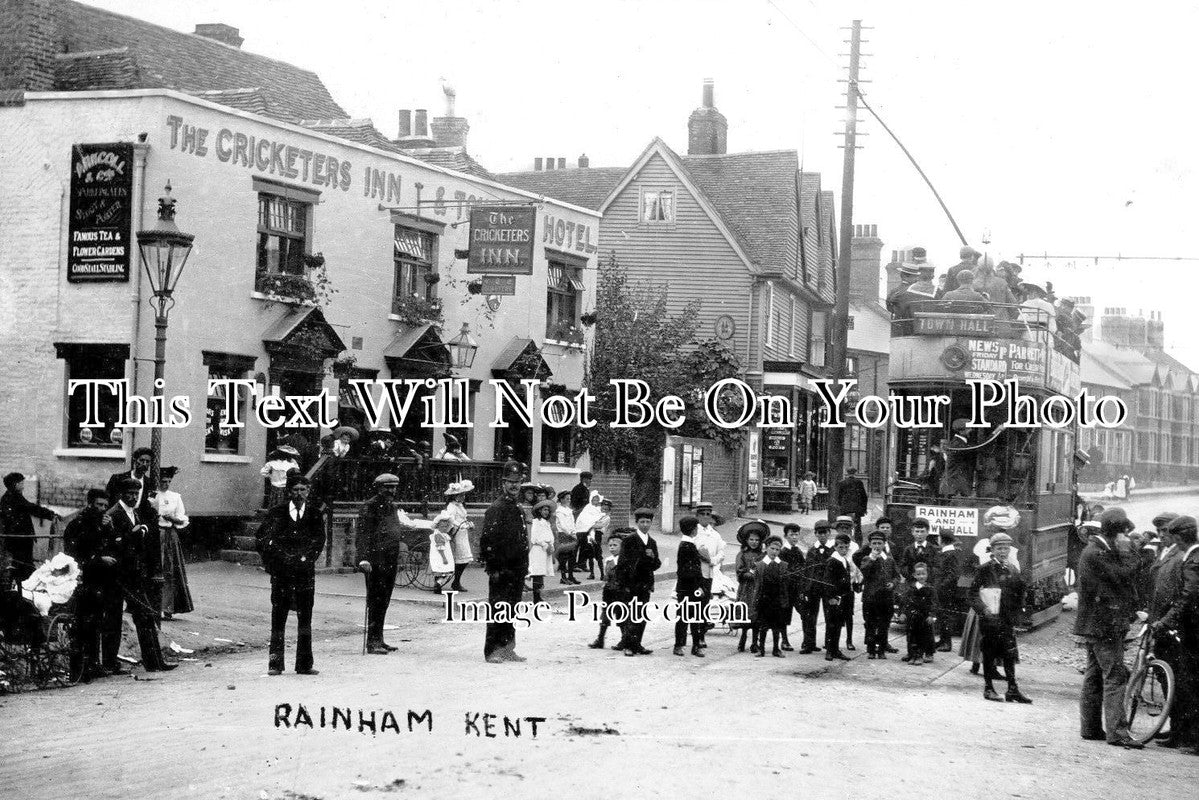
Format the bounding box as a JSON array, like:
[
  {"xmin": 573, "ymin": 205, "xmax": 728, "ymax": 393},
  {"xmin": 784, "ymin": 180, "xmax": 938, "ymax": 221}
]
[{"xmin": 362, "ymin": 571, "xmax": 370, "ymax": 656}]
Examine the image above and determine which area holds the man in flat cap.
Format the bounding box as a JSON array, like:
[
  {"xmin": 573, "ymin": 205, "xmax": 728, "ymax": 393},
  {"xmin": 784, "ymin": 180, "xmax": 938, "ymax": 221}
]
[
  {"xmin": 1, "ymin": 472, "xmax": 59, "ymax": 583},
  {"xmin": 615, "ymin": 507, "xmax": 662, "ymax": 656},
  {"xmin": 105, "ymin": 476, "xmax": 174, "ymax": 672},
  {"xmin": 1074, "ymin": 508, "xmax": 1141, "ymax": 747},
  {"xmin": 969, "ymin": 530, "xmax": 1028, "ymax": 702},
  {"xmin": 356, "ymin": 472, "xmax": 430, "ymax": 654},
  {"xmin": 258, "ymin": 474, "xmax": 325, "ymax": 675},
  {"xmin": 1154, "ymin": 515, "xmax": 1199, "ymax": 751},
  {"xmin": 945, "ymin": 246, "xmax": 981, "ymax": 294},
  {"xmin": 481, "ymin": 461, "xmax": 530, "ymax": 662},
  {"xmin": 105, "ymin": 447, "xmax": 157, "ymax": 519}
]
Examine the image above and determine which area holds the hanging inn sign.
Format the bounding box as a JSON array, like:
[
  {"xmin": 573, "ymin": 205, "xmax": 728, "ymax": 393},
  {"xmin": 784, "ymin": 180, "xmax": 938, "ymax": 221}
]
[
  {"xmin": 466, "ymin": 205, "xmax": 536, "ymax": 275},
  {"xmin": 67, "ymin": 143, "xmax": 135, "ymax": 283}
]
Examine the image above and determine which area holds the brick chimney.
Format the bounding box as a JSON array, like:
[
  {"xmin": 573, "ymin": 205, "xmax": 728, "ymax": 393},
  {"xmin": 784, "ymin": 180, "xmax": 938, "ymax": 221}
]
[
  {"xmin": 194, "ymin": 23, "xmax": 244, "ymax": 48},
  {"xmin": 688, "ymin": 78, "xmax": 727, "ymax": 156},
  {"xmin": 398, "ymin": 109, "xmax": 412, "ymax": 138},
  {"xmin": 394, "ymin": 109, "xmax": 435, "ymax": 149},
  {"xmin": 430, "ymin": 116, "xmax": 469, "ymax": 148},
  {"xmin": 0, "ymin": 0, "xmax": 62, "ymax": 92},
  {"xmin": 578, "ymin": 153, "xmax": 589, "ymax": 168},
  {"xmin": 850, "ymin": 223, "xmax": 883, "ymax": 301}
]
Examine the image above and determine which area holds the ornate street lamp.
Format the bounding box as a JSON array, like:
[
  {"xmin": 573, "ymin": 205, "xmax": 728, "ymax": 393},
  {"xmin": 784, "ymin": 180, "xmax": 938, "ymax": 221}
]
[
  {"xmin": 136, "ymin": 182, "xmax": 194, "ymax": 481},
  {"xmin": 447, "ymin": 322, "xmax": 479, "ymax": 369}
]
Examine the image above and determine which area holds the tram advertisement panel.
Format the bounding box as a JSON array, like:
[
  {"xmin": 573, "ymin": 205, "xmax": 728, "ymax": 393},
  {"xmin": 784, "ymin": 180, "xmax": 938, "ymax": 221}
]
[
  {"xmin": 961, "ymin": 339, "xmax": 1042, "ymax": 384},
  {"xmin": 915, "ymin": 504, "xmax": 979, "ymax": 537}
]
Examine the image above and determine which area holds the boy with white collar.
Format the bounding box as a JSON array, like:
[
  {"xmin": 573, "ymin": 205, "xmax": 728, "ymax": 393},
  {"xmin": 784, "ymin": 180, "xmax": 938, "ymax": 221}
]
[
  {"xmin": 754, "ymin": 535, "xmax": 790, "ymax": 658},
  {"xmin": 822, "ymin": 533, "xmax": 855, "ymax": 661}
]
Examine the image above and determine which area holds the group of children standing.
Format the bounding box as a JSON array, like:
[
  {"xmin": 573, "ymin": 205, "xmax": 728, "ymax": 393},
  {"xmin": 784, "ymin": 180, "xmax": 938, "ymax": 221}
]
[{"xmin": 722, "ymin": 515, "xmax": 963, "ymax": 666}]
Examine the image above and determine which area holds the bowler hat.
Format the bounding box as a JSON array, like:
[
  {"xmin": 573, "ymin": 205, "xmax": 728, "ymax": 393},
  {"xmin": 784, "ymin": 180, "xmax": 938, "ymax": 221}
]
[{"xmin": 1099, "ymin": 508, "xmax": 1133, "ymax": 537}]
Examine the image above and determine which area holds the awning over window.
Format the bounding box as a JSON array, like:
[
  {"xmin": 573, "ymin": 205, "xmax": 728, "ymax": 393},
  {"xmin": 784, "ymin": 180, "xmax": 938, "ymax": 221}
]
[
  {"xmin": 383, "ymin": 323, "xmax": 451, "ymax": 376},
  {"xmin": 491, "ymin": 337, "xmax": 553, "ymax": 381},
  {"xmin": 261, "ymin": 306, "xmax": 347, "ymax": 373}
]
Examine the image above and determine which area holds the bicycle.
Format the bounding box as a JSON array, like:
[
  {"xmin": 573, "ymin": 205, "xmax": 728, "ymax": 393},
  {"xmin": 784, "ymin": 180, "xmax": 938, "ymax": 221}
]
[{"xmin": 1123, "ymin": 613, "xmax": 1176, "ymax": 745}]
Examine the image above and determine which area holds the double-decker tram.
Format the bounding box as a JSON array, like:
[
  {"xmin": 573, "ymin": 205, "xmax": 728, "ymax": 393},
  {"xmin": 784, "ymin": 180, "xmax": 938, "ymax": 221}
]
[{"xmin": 885, "ymin": 299, "xmax": 1081, "ymax": 628}]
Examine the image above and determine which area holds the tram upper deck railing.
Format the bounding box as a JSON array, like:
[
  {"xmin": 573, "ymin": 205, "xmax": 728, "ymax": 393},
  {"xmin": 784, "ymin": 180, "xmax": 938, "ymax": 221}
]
[{"xmin": 888, "ymin": 301, "xmax": 1081, "ymax": 396}]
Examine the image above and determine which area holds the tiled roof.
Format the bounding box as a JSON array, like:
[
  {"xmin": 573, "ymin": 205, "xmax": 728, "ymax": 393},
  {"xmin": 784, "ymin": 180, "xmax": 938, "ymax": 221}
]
[
  {"xmin": 58, "ymin": 0, "xmax": 346, "ymax": 122},
  {"xmin": 192, "ymin": 87, "xmax": 270, "ymax": 117},
  {"xmin": 680, "ymin": 149, "xmax": 799, "ymax": 271},
  {"xmin": 1080, "ymin": 349, "xmax": 1132, "ymax": 390},
  {"xmin": 54, "ymin": 48, "xmax": 143, "ymax": 91},
  {"xmin": 1081, "ymin": 340, "xmax": 1160, "ymax": 386},
  {"xmin": 494, "ymin": 167, "xmax": 626, "ymax": 210},
  {"xmin": 403, "ymin": 148, "xmax": 494, "ymax": 181}
]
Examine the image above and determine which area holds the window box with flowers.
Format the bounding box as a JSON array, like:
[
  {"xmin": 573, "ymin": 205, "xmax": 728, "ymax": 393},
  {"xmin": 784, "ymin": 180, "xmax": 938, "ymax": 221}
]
[
  {"xmin": 255, "ymin": 253, "xmax": 334, "ymax": 306},
  {"xmin": 391, "ymin": 294, "xmax": 444, "ymax": 326},
  {"xmin": 546, "ymin": 321, "xmax": 586, "ymax": 348}
]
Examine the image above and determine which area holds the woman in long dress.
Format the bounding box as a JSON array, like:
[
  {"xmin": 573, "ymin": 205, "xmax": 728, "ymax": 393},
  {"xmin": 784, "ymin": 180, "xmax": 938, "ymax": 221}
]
[
  {"xmin": 442, "ymin": 480, "xmax": 475, "ymax": 592},
  {"xmin": 154, "ymin": 466, "xmax": 194, "ymax": 619}
]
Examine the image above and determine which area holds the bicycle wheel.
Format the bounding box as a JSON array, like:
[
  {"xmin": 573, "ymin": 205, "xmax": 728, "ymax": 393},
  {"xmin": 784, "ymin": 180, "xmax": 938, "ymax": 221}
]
[
  {"xmin": 406, "ymin": 548, "xmax": 435, "ymax": 591},
  {"xmin": 41, "ymin": 614, "xmax": 81, "ymax": 688},
  {"xmin": 1125, "ymin": 658, "xmax": 1174, "ymax": 745}
]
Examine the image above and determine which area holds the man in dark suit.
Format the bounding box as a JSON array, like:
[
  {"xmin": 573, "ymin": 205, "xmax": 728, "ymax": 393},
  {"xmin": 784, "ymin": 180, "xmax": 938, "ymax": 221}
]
[
  {"xmin": 672, "ymin": 515, "xmax": 706, "ymax": 658},
  {"xmin": 258, "ymin": 475, "xmax": 325, "ymax": 675},
  {"xmin": 480, "ymin": 461, "xmax": 530, "ymax": 663},
  {"xmin": 1, "ymin": 472, "xmax": 59, "ymax": 582},
  {"xmin": 105, "ymin": 447, "xmax": 158, "ymax": 518},
  {"xmin": 356, "ymin": 473, "xmax": 406, "ymax": 655},
  {"xmin": 1154, "ymin": 515, "xmax": 1199, "ymax": 752},
  {"xmin": 616, "ymin": 508, "xmax": 661, "ymax": 657},
  {"xmin": 970, "ymin": 531, "xmax": 1029, "ymax": 702},
  {"xmin": 834, "ymin": 468, "xmax": 868, "ymax": 539},
  {"xmin": 105, "ymin": 477, "xmax": 174, "ymax": 673},
  {"xmin": 800, "ymin": 520, "xmax": 834, "ymax": 653},
  {"xmin": 63, "ymin": 488, "xmax": 119, "ymax": 680},
  {"xmin": 570, "ymin": 471, "xmax": 593, "ymax": 518},
  {"xmin": 1074, "ymin": 508, "xmax": 1141, "ymax": 748}
]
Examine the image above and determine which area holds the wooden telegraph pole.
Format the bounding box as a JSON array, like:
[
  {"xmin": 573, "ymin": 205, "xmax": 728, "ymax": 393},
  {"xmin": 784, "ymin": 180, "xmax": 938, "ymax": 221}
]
[{"xmin": 825, "ymin": 19, "xmax": 864, "ymax": 520}]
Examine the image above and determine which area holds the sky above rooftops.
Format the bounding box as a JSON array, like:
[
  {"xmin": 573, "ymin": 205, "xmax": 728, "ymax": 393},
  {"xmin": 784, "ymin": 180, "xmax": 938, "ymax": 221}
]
[{"xmin": 81, "ymin": 0, "xmax": 1199, "ymax": 368}]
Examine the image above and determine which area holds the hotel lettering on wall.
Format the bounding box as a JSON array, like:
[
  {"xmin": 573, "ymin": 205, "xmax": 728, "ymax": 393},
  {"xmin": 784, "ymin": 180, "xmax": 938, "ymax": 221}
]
[
  {"xmin": 466, "ymin": 206, "xmax": 536, "ymax": 274},
  {"xmin": 67, "ymin": 143, "xmax": 134, "ymax": 283}
]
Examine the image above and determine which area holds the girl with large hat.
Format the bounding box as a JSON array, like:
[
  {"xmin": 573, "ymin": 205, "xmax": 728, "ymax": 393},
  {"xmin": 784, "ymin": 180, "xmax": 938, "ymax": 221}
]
[
  {"xmin": 442, "ymin": 480, "xmax": 475, "ymax": 592},
  {"xmin": 734, "ymin": 520, "xmax": 769, "ymax": 653}
]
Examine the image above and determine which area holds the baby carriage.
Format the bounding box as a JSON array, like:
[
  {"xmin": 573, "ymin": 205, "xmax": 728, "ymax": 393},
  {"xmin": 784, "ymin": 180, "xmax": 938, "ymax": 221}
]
[{"xmin": 0, "ymin": 553, "xmax": 82, "ymax": 692}]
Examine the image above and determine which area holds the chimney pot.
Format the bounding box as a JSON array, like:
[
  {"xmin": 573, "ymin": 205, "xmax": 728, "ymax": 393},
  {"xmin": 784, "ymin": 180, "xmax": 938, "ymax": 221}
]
[
  {"xmin": 702, "ymin": 78, "xmax": 714, "ymax": 108},
  {"xmin": 414, "ymin": 109, "xmax": 428, "ymax": 137},
  {"xmin": 194, "ymin": 23, "xmax": 244, "ymax": 48},
  {"xmin": 557, "ymin": 157, "xmax": 566, "ymax": 170},
  {"xmin": 398, "ymin": 109, "xmax": 412, "ymax": 138},
  {"xmin": 578, "ymin": 153, "xmax": 590, "ymax": 168},
  {"xmin": 534, "ymin": 157, "xmax": 544, "ymax": 171},
  {"xmin": 688, "ymin": 80, "xmax": 727, "ymax": 155},
  {"xmin": 545, "ymin": 156, "xmax": 555, "ymax": 171}
]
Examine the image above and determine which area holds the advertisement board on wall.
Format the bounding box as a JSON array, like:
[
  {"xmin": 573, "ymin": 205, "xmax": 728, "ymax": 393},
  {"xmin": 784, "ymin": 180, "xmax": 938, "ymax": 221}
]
[{"xmin": 67, "ymin": 142, "xmax": 134, "ymax": 283}]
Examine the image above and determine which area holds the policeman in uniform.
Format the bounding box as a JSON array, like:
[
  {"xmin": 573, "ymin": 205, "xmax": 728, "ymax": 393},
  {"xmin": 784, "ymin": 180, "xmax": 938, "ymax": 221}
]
[
  {"xmin": 355, "ymin": 473, "xmax": 410, "ymax": 654},
  {"xmin": 258, "ymin": 475, "xmax": 325, "ymax": 675},
  {"xmin": 481, "ymin": 461, "xmax": 530, "ymax": 663}
]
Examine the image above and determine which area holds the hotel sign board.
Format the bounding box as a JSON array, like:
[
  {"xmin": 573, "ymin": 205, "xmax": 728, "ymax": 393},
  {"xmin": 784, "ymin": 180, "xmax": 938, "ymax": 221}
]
[{"xmin": 67, "ymin": 143, "xmax": 134, "ymax": 283}]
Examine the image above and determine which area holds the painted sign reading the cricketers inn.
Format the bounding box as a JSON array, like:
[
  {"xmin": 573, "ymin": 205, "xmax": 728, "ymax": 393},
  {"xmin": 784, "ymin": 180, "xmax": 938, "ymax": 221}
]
[
  {"xmin": 67, "ymin": 143, "xmax": 134, "ymax": 283},
  {"xmin": 467, "ymin": 206, "xmax": 536, "ymax": 274}
]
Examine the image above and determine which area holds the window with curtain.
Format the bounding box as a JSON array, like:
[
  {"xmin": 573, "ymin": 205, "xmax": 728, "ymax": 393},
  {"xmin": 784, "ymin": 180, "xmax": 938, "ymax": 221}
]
[
  {"xmin": 257, "ymin": 193, "xmax": 309, "ymax": 276},
  {"xmin": 642, "ymin": 190, "xmax": 674, "ymax": 223},
  {"xmin": 394, "ymin": 225, "xmax": 437, "ymax": 307}
]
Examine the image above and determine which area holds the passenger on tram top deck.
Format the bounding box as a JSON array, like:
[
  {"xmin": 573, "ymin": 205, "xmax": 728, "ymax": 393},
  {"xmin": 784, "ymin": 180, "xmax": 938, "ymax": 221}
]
[
  {"xmin": 1018, "ymin": 282, "xmax": 1057, "ymax": 333},
  {"xmin": 944, "ymin": 245, "xmax": 981, "ymax": 295},
  {"xmin": 971, "ymin": 260, "xmax": 1018, "ymax": 317},
  {"xmin": 939, "ymin": 269, "xmax": 987, "ymax": 303}
]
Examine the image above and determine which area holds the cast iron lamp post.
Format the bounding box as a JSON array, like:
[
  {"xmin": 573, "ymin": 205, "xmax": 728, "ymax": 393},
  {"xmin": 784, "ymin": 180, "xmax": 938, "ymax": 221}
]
[{"xmin": 136, "ymin": 182, "xmax": 194, "ymax": 483}]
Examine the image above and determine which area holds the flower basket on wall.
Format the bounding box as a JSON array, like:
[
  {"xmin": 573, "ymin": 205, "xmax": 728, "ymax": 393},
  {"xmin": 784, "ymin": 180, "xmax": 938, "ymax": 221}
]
[
  {"xmin": 392, "ymin": 294, "xmax": 444, "ymax": 326},
  {"xmin": 255, "ymin": 271, "xmax": 317, "ymax": 303}
]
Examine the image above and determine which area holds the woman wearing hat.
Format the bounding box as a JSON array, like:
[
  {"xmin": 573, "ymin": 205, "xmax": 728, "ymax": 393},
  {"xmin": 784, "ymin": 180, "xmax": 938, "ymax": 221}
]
[
  {"xmin": 571, "ymin": 491, "xmax": 605, "ymax": 583},
  {"xmin": 527, "ymin": 500, "xmax": 557, "ymax": 604},
  {"xmin": 442, "ymin": 480, "xmax": 475, "ymax": 592},
  {"xmin": 329, "ymin": 426, "xmax": 360, "ymax": 459},
  {"xmin": 153, "ymin": 467, "xmax": 193, "ymax": 619},
  {"xmin": 261, "ymin": 447, "xmax": 301, "ymax": 508},
  {"xmin": 428, "ymin": 511, "xmax": 456, "ymax": 594}
]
